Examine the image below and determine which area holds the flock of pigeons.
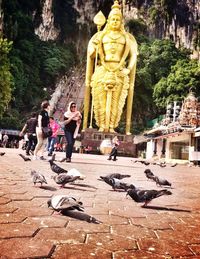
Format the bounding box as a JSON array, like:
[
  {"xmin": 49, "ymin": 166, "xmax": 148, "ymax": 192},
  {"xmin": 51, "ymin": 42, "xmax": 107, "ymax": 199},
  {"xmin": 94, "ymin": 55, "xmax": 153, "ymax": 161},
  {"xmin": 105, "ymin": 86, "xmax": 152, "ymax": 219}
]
[
  {"xmin": 99, "ymin": 169, "xmax": 172, "ymax": 208},
  {"xmin": 3, "ymin": 151, "xmax": 174, "ymax": 215},
  {"xmin": 14, "ymin": 153, "xmax": 86, "ymax": 215}
]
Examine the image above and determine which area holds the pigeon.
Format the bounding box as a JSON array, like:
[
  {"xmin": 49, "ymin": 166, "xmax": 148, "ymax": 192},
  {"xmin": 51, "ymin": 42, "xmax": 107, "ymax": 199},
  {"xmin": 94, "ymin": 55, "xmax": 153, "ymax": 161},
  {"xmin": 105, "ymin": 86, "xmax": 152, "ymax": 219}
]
[
  {"xmin": 100, "ymin": 176, "xmax": 134, "ymax": 191},
  {"xmin": 48, "ymin": 153, "xmax": 56, "ymax": 162},
  {"xmin": 52, "ymin": 174, "xmax": 80, "ymax": 188},
  {"xmin": 153, "ymin": 176, "xmax": 172, "ymax": 187},
  {"xmin": 159, "ymin": 162, "xmax": 166, "ymax": 168},
  {"xmin": 67, "ymin": 168, "xmax": 86, "ymax": 180},
  {"xmin": 19, "ymin": 153, "xmax": 31, "ymax": 161},
  {"xmin": 171, "ymin": 163, "xmax": 177, "ymax": 167},
  {"xmin": 143, "ymin": 161, "xmax": 150, "ymax": 166},
  {"xmin": 59, "ymin": 157, "xmax": 66, "ymax": 162},
  {"xmin": 0, "ymin": 152, "xmax": 5, "ymax": 156},
  {"xmin": 133, "ymin": 159, "xmax": 145, "ymax": 164},
  {"xmin": 154, "ymin": 161, "xmax": 166, "ymax": 168},
  {"xmin": 49, "ymin": 160, "xmax": 68, "ymax": 174},
  {"xmin": 47, "ymin": 195, "xmax": 84, "ymax": 212},
  {"xmin": 127, "ymin": 187, "xmax": 172, "ymax": 207},
  {"xmin": 100, "ymin": 173, "xmax": 131, "ymax": 180},
  {"xmin": 31, "ymin": 170, "xmax": 47, "ymax": 186},
  {"xmin": 144, "ymin": 169, "xmax": 155, "ymax": 181}
]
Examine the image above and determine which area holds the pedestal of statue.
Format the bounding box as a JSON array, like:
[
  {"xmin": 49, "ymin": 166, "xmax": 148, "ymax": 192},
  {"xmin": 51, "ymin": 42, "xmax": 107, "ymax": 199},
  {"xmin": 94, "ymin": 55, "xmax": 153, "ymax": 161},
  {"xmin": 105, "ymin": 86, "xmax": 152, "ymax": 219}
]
[{"xmin": 81, "ymin": 128, "xmax": 136, "ymax": 156}]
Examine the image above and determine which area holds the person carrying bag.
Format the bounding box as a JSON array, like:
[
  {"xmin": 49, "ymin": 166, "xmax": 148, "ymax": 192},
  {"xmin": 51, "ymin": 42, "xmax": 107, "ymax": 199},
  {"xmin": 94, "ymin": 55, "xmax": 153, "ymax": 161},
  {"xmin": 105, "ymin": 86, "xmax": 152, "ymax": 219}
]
[{"xmin": 33, "ymin": 100, "xmax": 50, "ymax": 160}]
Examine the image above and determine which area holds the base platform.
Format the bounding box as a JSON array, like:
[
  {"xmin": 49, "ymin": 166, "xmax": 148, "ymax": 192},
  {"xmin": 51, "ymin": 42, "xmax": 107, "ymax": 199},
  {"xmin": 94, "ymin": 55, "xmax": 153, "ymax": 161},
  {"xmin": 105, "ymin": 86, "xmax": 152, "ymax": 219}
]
[{"xmin": 81, "ymin": 128, "xmax": 136, "ymax": 156}]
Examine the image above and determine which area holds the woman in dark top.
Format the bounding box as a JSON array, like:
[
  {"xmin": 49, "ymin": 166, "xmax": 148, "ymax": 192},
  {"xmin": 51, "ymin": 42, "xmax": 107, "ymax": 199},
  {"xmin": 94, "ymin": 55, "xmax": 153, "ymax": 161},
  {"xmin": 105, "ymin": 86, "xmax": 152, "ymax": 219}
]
[
  {"xmin": 33, "ymin": 100, "xmax": 50, "ymax": 160},
  {"xmin": 64, "ymin": 102, "xmax": 82, "ymax": 162}
]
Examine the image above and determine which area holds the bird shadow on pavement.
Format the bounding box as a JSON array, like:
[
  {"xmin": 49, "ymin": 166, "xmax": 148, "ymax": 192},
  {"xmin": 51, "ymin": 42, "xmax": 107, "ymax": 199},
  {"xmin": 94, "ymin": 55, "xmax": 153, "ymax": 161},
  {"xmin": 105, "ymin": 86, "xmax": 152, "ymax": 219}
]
[
  {"xmin": 143, "ymin": 205, "xmax": 191, "ymax": 212},
  {"xmin": 61, "ymin": 185, "xmax": 96, "ymax": 192},
  {"xmin": 70, "ymin": 183, "xmax": 97, "ymax": 190},
  {"xmin": 61, "ymin": 210, "xmax": 102, "ymax": 224},
  {"xmin": 109, "ymin": 189, "xmax": 126, "ymax": 192},
  {"xmin": 40, "ymin": 186, "xmax": 57, "ymax": 191}
]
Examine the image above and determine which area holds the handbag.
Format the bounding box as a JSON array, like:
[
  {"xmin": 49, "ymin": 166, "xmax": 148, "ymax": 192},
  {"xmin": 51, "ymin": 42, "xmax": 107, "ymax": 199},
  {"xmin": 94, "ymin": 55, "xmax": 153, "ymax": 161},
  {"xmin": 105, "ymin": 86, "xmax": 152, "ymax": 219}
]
[{"xmin": 42, "ymin": 126, "xmax": 52, "ymax": 138}]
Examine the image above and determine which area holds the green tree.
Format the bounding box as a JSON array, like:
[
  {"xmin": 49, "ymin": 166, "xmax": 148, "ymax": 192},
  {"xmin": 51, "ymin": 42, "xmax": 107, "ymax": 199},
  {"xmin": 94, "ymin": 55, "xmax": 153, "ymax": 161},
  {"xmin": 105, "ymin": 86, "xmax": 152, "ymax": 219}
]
[
  {"xmin": 153, "ymin": 59, "xmax": 200, "ymax": 108},
  {"xmin": 132, "ymin": 39, "xmax": 189, "ymax": 132},
  {"xmin": 0, "ymin": 38, "xmax": 13, "ymax": 118}
]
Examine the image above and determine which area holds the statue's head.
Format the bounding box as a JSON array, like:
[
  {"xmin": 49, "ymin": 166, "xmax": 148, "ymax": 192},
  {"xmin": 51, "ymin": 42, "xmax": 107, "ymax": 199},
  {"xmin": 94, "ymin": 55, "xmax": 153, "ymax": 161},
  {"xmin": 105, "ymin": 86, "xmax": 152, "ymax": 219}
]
[{"xmin": 107, "ymin": 0, "xmax": 123, "ymax": 31}]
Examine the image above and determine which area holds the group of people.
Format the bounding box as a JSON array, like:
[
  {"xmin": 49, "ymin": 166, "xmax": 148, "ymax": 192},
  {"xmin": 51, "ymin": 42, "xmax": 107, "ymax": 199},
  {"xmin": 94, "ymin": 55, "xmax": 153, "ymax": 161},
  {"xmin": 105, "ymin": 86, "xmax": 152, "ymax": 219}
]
[
  {"xmin": 19, "ymin": 99, "xmax": 120, "ymax": 162},
  {"xmin": 20, "ymin": 100, "xmax": 82, "ymax": 162}
]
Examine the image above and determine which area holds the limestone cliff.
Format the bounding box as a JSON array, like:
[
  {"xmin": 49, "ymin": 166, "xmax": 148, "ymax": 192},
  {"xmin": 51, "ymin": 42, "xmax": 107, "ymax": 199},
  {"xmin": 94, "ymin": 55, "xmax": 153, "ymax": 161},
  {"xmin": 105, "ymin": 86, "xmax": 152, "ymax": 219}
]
[
  {"xmin": 0, "ymin": 0, "xmax": 3, "ymax": 34},
  {"xmin": 33, "ymin": 0, "xmax": 199, "ymax": 57}
]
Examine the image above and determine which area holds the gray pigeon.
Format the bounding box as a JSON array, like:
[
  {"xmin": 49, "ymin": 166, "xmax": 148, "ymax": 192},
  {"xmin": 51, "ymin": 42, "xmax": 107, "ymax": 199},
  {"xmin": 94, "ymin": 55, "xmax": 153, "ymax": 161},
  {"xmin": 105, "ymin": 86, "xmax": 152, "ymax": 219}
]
[
  {"xmin": 52, "ymin": 174, "xmax": 80, "ymax": 188},
  {"xmin": 19, "ymin": 153, "xmax": 31, "ymax": 161},
  {"xmin": 101, "ymin": 176, "xmax": 134, "ymax": 191},
  {"xmin": 127, "ymin": 187, "xmax": 172, "ymax": 207},
  {"xmin": 49, "ymin": 160, "xmax": 68, "ymax": 174},
  {"xmin": 153, "ymin": 176, "xmax": 172, "ymax": 187},
  {"xmin": 171, "ymin": 163, "xmax": 177, "ymax": 167},
  {"xmin": 47, "ymin": 195, "xmax": 84, "ymax": 212},
  {"xmin": 48, "ymin": 153, "xmax": 56, "ymax": 162},
  {"xmin": 100, "ymin": 173, "xmax": 131, "ymax": 180},
  {"xmin": 144, "ymin": 169, "xmax": 155, "ymax": 181},
  {"xmin": 31, "ymin": 170, "xmax": 47, "ymax": 186}
]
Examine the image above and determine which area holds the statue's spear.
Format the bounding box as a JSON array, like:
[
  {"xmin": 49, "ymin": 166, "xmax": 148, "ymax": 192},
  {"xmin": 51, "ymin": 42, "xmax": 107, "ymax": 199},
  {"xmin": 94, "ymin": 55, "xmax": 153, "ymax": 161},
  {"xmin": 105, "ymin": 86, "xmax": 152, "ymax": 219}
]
[{"xmin": 89, "ymin": 11, "xmax": 106, "ymax": 129}]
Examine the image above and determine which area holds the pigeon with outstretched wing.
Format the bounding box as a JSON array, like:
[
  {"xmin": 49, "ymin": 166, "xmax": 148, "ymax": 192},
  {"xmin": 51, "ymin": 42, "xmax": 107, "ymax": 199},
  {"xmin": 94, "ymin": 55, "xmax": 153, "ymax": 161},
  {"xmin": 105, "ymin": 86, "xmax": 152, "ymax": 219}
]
[{"xmin": 47, "ymin": 195, "xmax": 84, "ymax": 212}]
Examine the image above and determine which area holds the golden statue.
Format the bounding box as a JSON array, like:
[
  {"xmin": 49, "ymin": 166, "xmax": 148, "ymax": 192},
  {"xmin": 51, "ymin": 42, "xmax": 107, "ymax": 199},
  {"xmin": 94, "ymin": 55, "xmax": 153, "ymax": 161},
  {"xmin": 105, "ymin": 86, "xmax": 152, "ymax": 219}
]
[{"xmin": 83, "ymin": 0, "xmax": 138, "ymax": 134}]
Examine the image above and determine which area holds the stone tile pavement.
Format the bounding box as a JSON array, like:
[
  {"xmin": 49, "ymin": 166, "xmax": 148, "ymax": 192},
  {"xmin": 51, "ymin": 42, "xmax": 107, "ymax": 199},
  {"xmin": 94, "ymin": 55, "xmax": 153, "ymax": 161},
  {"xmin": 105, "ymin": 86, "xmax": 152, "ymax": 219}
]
[{"xmin": 0, "ymin": 147, "xmax": 200, "ymax": 258}]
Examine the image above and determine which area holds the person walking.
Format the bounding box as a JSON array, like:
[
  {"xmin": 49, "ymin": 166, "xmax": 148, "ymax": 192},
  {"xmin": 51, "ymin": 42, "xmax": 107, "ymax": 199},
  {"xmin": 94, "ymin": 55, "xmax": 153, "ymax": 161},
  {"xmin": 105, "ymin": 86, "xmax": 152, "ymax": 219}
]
[
  {"xmin": 2, "ymin": 133, "xmax": 9, "ymax": 148},
  {"xmin": 108, "ymin": 136, "xmax": 120, "ymax": 161},
  {"xmin": 33, "ymin": 100, "xmax": 50, "ymax": 160},
  {"xmin": 19, "ymin": 112, "xmax": 38, "ymax": 155},
  {"xmin": 0, "ymin": 131, "xmax": 2, "ymax": 146},
  {"xmin": 63, "ymin": 102, "xmax": 82, "ymax": 162},
  {"xmin": 47, "ymin": 117, "xmax": 60, "ymax": 156}
]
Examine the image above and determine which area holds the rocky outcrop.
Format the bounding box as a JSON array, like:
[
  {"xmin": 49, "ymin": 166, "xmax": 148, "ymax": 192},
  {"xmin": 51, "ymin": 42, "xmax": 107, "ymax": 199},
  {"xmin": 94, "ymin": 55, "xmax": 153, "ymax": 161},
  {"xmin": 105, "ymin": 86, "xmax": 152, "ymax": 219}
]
[
  {"xmin": 33, "ymin": 0, "xmax": 198, "ymax": 56},
  {"xmin": 0, "ymin": 0, "xmax": 3, "ymax": 34},
  {"xmin": 35, "ymin": 0, "xmax": 60, "ymax": 41}
]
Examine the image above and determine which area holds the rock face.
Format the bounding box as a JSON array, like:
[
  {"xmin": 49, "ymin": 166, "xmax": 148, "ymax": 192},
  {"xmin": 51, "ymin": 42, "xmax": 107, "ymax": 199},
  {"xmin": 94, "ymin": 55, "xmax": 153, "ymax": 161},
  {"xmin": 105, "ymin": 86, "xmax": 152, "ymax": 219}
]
[
  {"xmin": 0, "ymin": 0, "xmax": 3, "ymax": 34},
  {"xmin": 33, "ymin": 0, "xmax": 199, "ymax": 56},
  {"xmin": 34, "ymin": 0, "xmax": 60, "ymax": 41}
]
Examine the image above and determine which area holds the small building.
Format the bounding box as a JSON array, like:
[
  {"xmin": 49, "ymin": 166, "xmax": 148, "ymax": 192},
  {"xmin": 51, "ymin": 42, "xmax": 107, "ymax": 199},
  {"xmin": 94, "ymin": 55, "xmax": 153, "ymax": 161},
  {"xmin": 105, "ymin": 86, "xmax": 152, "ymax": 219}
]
[{"xmin": 145, "ymin": 92, "xmax": 200, "ymax": 164}]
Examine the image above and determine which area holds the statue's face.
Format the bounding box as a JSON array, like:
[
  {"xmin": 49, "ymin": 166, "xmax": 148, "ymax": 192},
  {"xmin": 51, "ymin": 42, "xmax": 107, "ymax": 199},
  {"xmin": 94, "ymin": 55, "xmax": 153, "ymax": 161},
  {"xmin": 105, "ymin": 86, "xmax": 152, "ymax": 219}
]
[{"xmin": 108, "ymin": 14, "xmax": 121, "ymax": 31}]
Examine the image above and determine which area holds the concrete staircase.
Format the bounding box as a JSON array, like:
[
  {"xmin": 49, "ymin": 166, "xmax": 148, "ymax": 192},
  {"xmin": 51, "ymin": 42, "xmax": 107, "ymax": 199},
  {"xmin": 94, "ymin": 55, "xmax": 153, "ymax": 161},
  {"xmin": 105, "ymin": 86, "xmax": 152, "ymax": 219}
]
[{"xmin": 53, "ymin": 66, "xmax": 85, "ymax": 123}]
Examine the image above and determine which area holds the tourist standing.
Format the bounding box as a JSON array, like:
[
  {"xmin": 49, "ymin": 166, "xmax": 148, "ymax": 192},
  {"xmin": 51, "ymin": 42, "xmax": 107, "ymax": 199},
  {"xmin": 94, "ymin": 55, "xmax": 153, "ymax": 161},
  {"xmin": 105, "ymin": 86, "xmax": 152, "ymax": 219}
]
[
  {"xmin": 33, "ymin": 100, "xmax": 50, "ymax": 160},
  {"xmin": 63, "ymin": 102, "xmax": 82, "ymax": 162}
]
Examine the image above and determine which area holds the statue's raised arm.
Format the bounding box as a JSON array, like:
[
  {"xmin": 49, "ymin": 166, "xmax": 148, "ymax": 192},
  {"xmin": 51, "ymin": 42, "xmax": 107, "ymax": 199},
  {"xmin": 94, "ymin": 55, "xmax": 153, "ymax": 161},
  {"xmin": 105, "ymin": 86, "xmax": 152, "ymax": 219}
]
[{"xmin": 83, "ymin": 0, "xmax": 138, "ymax": 134}]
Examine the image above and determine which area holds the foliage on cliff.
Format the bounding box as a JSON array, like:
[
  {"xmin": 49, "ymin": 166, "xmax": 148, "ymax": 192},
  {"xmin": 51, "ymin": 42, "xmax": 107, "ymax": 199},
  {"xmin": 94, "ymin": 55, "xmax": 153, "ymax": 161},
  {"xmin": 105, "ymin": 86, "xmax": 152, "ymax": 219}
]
[
  {"xmin": 0, "ymin": 0, "xmax": 76, "ymax": 129},
  {"xmin": 153, "ymin": 59, "xmax": 200, "ymax": 107},
  {"xmin": 0, "ymin": 0, "xmax": 199, "ymax": 133},
  {"xmin": 125, "ymin": 18, "xmax": 199, "ymax": 133},
  {"xmin": 0, "ymin": 38, "xmax": 13, "ymax": 118}
]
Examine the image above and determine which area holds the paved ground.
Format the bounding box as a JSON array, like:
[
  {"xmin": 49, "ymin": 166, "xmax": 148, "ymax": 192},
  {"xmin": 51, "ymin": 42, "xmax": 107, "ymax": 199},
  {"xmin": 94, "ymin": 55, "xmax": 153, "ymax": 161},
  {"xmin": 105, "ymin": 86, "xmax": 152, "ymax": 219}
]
[{"xmin": 0, "ymin": 147, "xmax": 200, "ymax": 259}]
